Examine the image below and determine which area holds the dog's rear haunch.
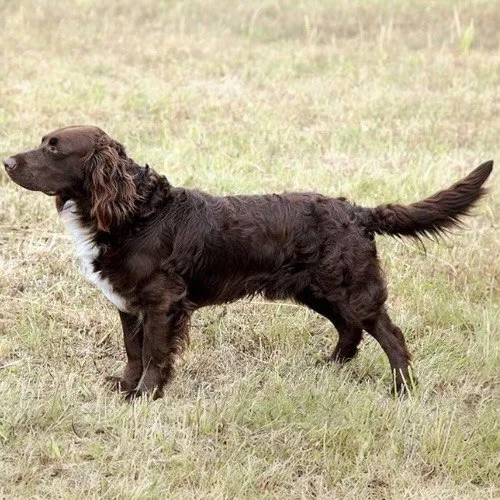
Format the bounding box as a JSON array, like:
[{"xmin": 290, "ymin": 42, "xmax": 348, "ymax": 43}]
[{"xmin": 4, "ymin": 126, "xmax": 493, "ymax": 399}]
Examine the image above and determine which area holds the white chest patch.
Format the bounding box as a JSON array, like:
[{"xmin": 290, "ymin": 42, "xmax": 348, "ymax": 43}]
[{"xmin": 59, "ymin": 200, "xmax": 129, "ymax": 313}]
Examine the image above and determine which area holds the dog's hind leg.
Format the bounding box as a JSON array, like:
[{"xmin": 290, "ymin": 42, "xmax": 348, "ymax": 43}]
[
  {"xmin": 329, "ymin": 314, "xmax": 363, "ymax": 363},
  {"xmin": 362, "ymin": 308, "xmax": 414, "ymax": 394},
  {"xmin": 296, "ymin": 290, "xmax": 363, "ymax": 363}
]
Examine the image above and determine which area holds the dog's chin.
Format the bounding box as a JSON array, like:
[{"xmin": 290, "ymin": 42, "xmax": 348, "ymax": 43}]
[{"xmin": 16, "ymin": 183, "xmax": 56, "ymax": 196}]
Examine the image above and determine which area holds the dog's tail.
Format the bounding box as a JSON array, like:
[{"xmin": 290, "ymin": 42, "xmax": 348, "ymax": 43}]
[{"xmin": 361, "ymin": 161, "xmax": 493, "ymax": 238}]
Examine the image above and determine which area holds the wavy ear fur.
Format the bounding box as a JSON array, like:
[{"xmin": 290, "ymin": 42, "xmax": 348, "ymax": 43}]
[{"xmin": 85, "ymin": 135, "xmax": 137, "ymax": 232}]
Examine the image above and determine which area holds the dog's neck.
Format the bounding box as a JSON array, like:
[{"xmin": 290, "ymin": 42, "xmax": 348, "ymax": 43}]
[{"xmin": 130, "ymin": 160, "xmax": 172, "ymax": 203}]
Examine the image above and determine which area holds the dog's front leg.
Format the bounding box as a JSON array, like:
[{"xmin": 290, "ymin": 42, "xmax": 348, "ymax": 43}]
[
  {"xmin": 119, "ymin": 311, "xmax": 144, "ymax": 391},
  {"xmin": 107, "ymin": 311, "xmax": 144, "ymax": 392},
  {"xmin": 127, "ymin": 303, "xmax": 190, "ymax": 400}
]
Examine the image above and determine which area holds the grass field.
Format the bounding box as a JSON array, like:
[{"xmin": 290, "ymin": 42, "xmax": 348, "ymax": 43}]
[{"xmin": 0, "ymin": 0, "xmax": 499, "ymax": 497}]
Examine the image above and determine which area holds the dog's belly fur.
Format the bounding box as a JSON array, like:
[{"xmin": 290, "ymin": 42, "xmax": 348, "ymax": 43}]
[{"xmin": 59, "ymin": 200, "xmax": 129, "ymax": 312}]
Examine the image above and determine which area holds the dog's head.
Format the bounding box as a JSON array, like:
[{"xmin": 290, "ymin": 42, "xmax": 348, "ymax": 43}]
[{"xmin": 4, "ymin": 126, "xmax": 137, "ymax": 231}]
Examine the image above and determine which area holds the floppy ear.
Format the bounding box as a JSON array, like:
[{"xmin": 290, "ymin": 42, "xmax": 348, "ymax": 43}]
[{"xmin": 85, "ymin": 135, "xmax": 137, "ymax": 232}]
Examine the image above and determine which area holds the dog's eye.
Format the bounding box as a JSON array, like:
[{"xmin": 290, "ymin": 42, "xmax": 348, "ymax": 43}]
[{"xmin": 46, "ymin": 137, "xmax": 60, "ymax": 154}]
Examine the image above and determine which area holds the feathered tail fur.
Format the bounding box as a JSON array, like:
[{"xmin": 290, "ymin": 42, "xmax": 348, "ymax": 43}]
[{"xmin": 363, "ymin": 161, "xmax": 493, "ymax": 238}]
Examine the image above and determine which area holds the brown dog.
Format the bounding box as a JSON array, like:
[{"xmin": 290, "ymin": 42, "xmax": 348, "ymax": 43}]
[{"xmin": 4, "ymin": 126, "xmax": 493, "ymax": 399}]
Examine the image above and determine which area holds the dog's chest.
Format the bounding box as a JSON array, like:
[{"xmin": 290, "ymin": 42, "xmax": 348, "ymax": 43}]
[{"xmin": 59, "ymin": 201, "xmax": 129, "ymax": 313}]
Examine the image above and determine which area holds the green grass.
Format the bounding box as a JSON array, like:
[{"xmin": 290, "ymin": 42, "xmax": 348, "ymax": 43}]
[{"xmin": 0, "ymin": 0, "xmax": 499, "ymax": 497}]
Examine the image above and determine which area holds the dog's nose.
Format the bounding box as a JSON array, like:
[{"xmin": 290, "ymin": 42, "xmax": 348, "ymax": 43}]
[{"xmin": 3, "ymin": 157, "xmax": 17, "ymax": 172}]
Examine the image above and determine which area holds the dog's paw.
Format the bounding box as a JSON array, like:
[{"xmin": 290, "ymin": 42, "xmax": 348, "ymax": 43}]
[
  {"xmin": 105, "ymin": 375, "xmax": 137, "ymax": 393},
  {"xmin": 124, "ymin": 384, "xmax": 164, "ymax": 402}
]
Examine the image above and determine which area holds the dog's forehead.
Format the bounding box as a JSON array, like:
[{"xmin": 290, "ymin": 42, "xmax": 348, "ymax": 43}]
[{"xmin": 43, "ymin": 125, "xmax": 106, "ymax": 145}]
